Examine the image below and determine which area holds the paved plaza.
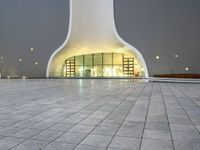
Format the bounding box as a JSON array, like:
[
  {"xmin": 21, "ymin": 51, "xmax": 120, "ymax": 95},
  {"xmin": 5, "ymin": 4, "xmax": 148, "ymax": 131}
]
[{"xmin": 0, "ymin": 79, "xmax": 200, "ymax": 150}]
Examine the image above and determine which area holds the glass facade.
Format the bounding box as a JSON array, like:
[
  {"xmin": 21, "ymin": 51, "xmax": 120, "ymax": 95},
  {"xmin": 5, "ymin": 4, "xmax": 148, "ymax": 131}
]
[{"xmin": 63, "ymin": 53, "xmax": 142, "ymax": 78}]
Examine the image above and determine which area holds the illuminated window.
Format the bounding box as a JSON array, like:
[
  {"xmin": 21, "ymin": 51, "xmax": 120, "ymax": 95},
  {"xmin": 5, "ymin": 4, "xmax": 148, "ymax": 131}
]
[
  {"xmin": 63, "ymin": 53, "xmax": 143, "ymax": 78},
  {"xmin": 84, "ymin": 55, "xmax": 92, "ymax": 66},
  {"xmin": 113, "ymin": 53, "xmax": 122, "ymax": 64},
  {"xmin": 94, "ymin": 54, "xmax": 102, "ymax": 65},
  {"xmin": 103, "ymin": 53, "xmax": 112, "ymax": 65},
  {"xmin": 75, "ymin": 55, "xmax": 83, "ymax": 65}
]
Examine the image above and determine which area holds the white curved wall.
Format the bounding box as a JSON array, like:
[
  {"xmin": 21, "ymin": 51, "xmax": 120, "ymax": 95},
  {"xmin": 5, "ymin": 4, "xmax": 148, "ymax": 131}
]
[{"xmin": 47, "ymin": 0, "xmax": 149, "ymax": 77}]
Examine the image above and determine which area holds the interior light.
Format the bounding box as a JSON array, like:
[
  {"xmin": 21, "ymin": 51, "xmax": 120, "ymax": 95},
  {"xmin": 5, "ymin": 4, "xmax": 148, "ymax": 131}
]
[
  {"xmin": 79, "ymin": 67, "xmax": 83, "ymax": 72},
  {"xmin": 22, "ymin": 76, "xmax": 26, "ymax": 79},
  {"xmin": 35, "ymin": 62, "xmax": 38, "ymax": 65},
  {"xmin": 19, "ymin": 58, "xmax": 22, "ymax": 62},
  {"xmin": 7, "ymin": 76, "xmax": 10, "ymax": 79},
  {"xmin": 30, "ymin": 48, "xmax": 34, "ymax": 51}
]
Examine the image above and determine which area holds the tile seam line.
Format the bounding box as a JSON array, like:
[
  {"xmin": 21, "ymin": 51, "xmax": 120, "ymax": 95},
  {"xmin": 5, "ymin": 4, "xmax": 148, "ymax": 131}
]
[
  {"xmin": 160, "ymin": 83, "xmax": 176, "ymax": 150},
  {"xmin": 169, "ymin": 84, "xmax": 200, "ymax": 135},
  {"xmin": 176, "ymin": 84, "xmax": 200, "ymax": 110},
  {"xmin": 40, "ymin": 84, "xmax": 131, "ymax": 150},
  {"xmin": 71, "ymin": 84, "xmax": 141, "ymax": 150},
  {"xmin": 7, "ymin": 89, "xmax": 114, "ymax": 150},
  {"xmin": 105, "ymin": 83, "xmax": 147, "ymax": 150},
  {"xmin": 138, "ymin": 83, "xmax": 153, "ymax": 150}
]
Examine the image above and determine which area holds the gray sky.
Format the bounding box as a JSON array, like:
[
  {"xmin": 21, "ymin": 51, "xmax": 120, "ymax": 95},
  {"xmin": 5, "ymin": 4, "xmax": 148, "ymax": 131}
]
[{"xmin": 0, "ymin": 0, "xmax": 200, "ymax": 77}]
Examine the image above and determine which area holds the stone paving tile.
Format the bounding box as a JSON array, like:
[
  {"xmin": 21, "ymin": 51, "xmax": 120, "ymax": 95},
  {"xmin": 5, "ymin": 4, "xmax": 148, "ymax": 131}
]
[
  {"xmin": 122, "ymin": 121, "xmax": 145, "ymax": 129},
  {"xmin": 55, "ymin": 132, "xmax": 87, "ymax": 144},
  {"xmin": 99, "ymin": 119, "xmax": 122, "ymax": 127},
  {"xmin": 11, "ymin": 139, "xmax": 49, "ymax": 150},
  {"xmin": 108, "ymin": 136, "xmax": 141, "ymax": 150},
  {"xmin": 0, "ymin": 79, "xmax": 200, "ymax": 150},
  {"xmin": 143, "ymin": 129, "xmax": 171, "ymax": 140},
  {"xmin": 196, "ymin": 125, "xmax": 200, "ymax": 132},
  {"xmin": 0, "ymin": 137, "xmax": 25, "ymax": 150},
  {"xmin": 0, "ymin": 127, "xmax": 22, "ymax": 136},
  {"xmin": 116, "ymin": 127, "xmax": 143, "ymax": 138},
  {"xmin": 140, "ymin": 138, "xmax": 174, "ymax": 150},
  {"xmin": 80, "ymin": 134, "xmax": 112, "ymax": 147},
  {"xmin": 79, "ymin": 118, "xmax": 102, "ymax": 126},
  {"xmin": 70, "ymin": 113, "xmax": 90, "ymax": 119},
  {"xmin": 61, "ymin": 117, "xmax": 83, "ymax": 124},
  {"xmin": 145, "ymin": 122, "xmax": 170, "ymax": 131},
  {"xmin": 42, "ymin": 141, "xmax": 76, "ymax": 150},
  {"xmin": 91, "ymin": 126, "xmax": 119, "ymax": 136},
  {"xmin": 28, "ymin": 121, "xmax": 56, "ymax": 130},
  {"xmin": 12, "ymin": 128, "xmax": 42, "ymax": 139},
  {"xmin": 11, "ymin": 120, "xmax": 39, "ymax": 129},
  {"xmin": 126, "ymin": 116, "xmax": 146, "ymax": 122},
  {"xmin": 168, "ymin": 117, "xmax": 193, "ymax": 125},
  {"xmin": 68, "ymin": 124, "xmax": 95, "ymax": 133},
  {"xmin": 107, "ymin": 148, "xmax": 127, "ymax": 150},
  {"xmin": 170, "ymin": 124, "xmax": 198, "ymax": 132},
  {"xmin": 174, "ymin": 140, "xmax": 200, "ymax": 150},
  {"xmin": 0, "ymin": 119, "xmax": 20, "ymax": 127},
  {"xmin": 0, "ymin": 136, "xmax": 4, "ymax": 141},
  {"xmin": 27, "ymin": 115, "xmax": 50, "ymax": 122},
  {"xmin": 31, "ymin": 129, "xmax": 64, "ymax": 141},
  {"xmin": 74, "ymin": 144, "xmax": 106, "ymax": 150},
  {"xmin": 48, "ymin": 123, "xmax": 74, "ymax": 132},
  {"xmin": 171, "ymin": 131, "xmax": 200, "ymax": 142}
]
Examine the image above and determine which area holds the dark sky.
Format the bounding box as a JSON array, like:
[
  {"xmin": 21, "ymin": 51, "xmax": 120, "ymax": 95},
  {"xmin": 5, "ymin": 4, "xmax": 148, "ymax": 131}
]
[{"xmin": 0, "ymin": 0, "xmax": 200, "ymax": 77}]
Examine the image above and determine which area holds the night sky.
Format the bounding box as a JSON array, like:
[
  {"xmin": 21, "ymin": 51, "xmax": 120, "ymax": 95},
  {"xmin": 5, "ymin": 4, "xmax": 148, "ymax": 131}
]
[{"xmin": 0, "ymin": 0, "xmax": 200, "ymax": 77}]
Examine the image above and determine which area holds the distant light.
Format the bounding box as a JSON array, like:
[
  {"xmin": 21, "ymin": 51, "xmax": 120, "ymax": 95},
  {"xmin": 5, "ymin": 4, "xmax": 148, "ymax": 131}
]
[
  {"xmin": 7, "ymin": 76, "xmax": 10, "ymax": 79},
  {"xmin": 185, "ymin": 67, "xmax": 189, "ymax": 71},
  {"xmin": 19, "ymin": 58, "xmax": 22, "ymax": 62},
  {"xmin": 35, "ymin": 61, "xmax": 38, "ymax": 65},
  {"xmin": 22, "ymin": 76, "xmax": 26, "ymax": 79},
  {"xmin": 155, "ymin": 56, "xmax": 160, "ymax": 60},
  {"xmin": 30, "ymin": 48, "xmax": 34, "ymax": 51},
  {"xmin": 174, "ymin": 54, "xmax": 179, "ymax": 58},
  {"xmin": 0, "ymin": 56, "xmax": 3, "ymax": 60}
]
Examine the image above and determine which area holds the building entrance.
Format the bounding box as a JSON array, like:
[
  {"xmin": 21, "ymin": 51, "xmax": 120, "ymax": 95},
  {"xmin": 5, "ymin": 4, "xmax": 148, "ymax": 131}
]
[{"xmin": 63, "ymin": 53, "xmax": 141, "ymax": 78}]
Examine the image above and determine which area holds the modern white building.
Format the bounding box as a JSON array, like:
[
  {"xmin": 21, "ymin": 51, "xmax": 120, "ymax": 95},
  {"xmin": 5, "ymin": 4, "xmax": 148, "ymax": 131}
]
[{"xmin": 46, "ymin": 0, "xmax": 149, "ymax": 78}]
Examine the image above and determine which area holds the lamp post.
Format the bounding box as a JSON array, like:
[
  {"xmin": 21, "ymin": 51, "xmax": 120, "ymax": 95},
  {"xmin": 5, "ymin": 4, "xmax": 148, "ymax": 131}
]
[
  {"xmin": 34, "ymin": 61, "xmax": 39, "ymax": 77},
  {"xmin": 18, "ymin": 58, "xmax": 23, "ymax": 77},
  {"xmin": 0, "ymin": 56, "xmax": 3, "ymax": 78}
]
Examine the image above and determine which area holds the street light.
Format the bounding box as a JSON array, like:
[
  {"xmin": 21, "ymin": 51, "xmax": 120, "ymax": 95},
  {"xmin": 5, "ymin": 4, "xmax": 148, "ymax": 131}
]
[
  {"xmin": 155, "ymin": 56, "xmax": 160, "ymax": 60},
  {"xmin": 185, "ymin": 67, "xmax": 189, "ymax": 71},
  {"xmin": 0, "ymin": 56, "xmax": 3, "ymax": 78},
  {"xmin": 18, "ymin": 58, "xmax": 23, "ymax": 77},
  {"xmin": 174, "ymin": 54, "xmax": 179, "ymax": 58}
]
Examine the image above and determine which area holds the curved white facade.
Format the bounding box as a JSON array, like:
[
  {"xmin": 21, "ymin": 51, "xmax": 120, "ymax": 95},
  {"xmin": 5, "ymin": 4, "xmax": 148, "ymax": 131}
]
[{"xmin": 46, "ymin": 0, "xmax": 149, "ymax": 78}]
